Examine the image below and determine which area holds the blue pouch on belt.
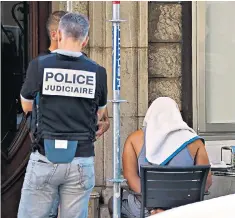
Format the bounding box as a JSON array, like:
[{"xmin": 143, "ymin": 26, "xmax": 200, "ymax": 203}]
[{"xmin": 44, "ymin": 139, "xmax": 77, "ymax": 163}]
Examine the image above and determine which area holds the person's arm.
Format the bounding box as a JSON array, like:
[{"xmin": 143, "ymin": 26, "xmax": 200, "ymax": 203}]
[
  {"xmin": 97, "ymin": 106, "xmax": 106, "ymax": 122},
  {"xmin": 96, "ymin": 66, "xmax": 110, "ymax": 138},
  {"xmin": 96, "ymin": 107, "xmax": 110, "ymax": 138},
  {"xmin": 122, "ymin": 134, "xmax": 141, "ymax": 193},
  {"xmin": 195, "ymin": 141, "xmax": 213, "ymax": 192},
  {"xmin": 20, "ymin": 59, "xmax": 40, "ymax": 114}
]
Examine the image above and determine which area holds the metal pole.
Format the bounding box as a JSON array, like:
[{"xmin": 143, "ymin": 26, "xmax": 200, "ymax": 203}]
[
  {"xmin": 66, "ymin": 0, "xmax": 72, "ymax": 12},
  {"xmin": 109, "ymin": 2, "xmax": 126, "ymax": 218}
]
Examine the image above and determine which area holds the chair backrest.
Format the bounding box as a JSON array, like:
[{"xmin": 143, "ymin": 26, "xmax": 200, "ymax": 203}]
[{"xmin": 140, "ymin": 165, "xmax": 210, "ymax": 216}]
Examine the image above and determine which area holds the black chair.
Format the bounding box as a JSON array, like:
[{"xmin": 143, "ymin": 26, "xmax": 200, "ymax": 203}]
[{"xmin": 140, "ymin": 165, "xmax": 210, "ymax": 217}]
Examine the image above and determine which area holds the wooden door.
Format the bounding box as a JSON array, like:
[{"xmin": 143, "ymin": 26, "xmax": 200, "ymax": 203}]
[{"xmin": 1, "ymin": 2, "xmax": 51, "ymax": 218}]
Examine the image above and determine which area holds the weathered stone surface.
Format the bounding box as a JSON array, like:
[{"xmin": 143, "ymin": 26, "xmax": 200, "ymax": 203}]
[
  {"xmin": 104, "ymin": 117, "xmax": 138, "ymax": 186},
  {"xmin": 100, "ymin": 205, "xmax": 111, "ymax": 218},
  {"xmin": 89, "ymin": 2, "xmax": 105, "ymax": 48},
  {"xmin": 58, "ymin": 1, "xmax": 66, "ymax": 11},
  {"xmin": 149, "ymin": 43, "xmax": 181, "ymax": 78},
  {"xmin": 138, "ymin": 117, "xmax": 145, "ymax": 129},
  {"xmin": 138, "ymin": 1, "xmax": 148, "ymax": 48},
  {"xmin": 120, "ymin": 48, "xmax": 138, "ymax": 117},
  {"xmin": 89, "ymin": 48, "xmax": 104, "ymax": 66},
  {"xmin": 93, "ymin": 187, "xmax": 102, "ymax": 194},
  {"xmin": 138, "ymin": 48, "xmax": 148, "ymax": 116},
  {"xmin": 94, "ymin": 136, "xmax": 104, "ymax": 186},
  {"xmin": 72, "ymin": 1, "xmax": 88, "ymax": 16},
  {"xmin": 149, "ymin": 3, "xmax": 182, "ymax": 42},
  {"xmin": 148, "ymin": 78, "xmax": 182, "ymax": 109},
  {"xmin": 83, "ymin": 47, "xmax": 90, "ymax": 58},
  {"xmin": 105, "ymin": 48, "xmax": 138, "ymax": 118},
  {"xmin": 102, "ymin": 187, "xmax": 113, "ymax": 204},
  {"xmin": 105, "ymin": 1, "xmax": 139, "ymax": 48},
  {"xmin": 88, "ymin": 191, "xmax": 100, "ymax": 218},
  {"xmin": 104, "ymin": 1, "xmax": 112, "ymax": 48},
  {"xmin": 52, "ymin": 2, "xmax": 59, "ymax": 11},
  {"xmin": 120, "ymin": 1, "xmax": 138, "ymax": 48}
]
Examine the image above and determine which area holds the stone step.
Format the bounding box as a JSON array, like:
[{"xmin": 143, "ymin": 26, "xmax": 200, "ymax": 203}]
[
  {"xmin": 88, "ymin": 191, "xmax": 111, "ymax": 218},
  {"xmin": 99, "ymin": 204, "xmax": 111, "ymax": 218}
]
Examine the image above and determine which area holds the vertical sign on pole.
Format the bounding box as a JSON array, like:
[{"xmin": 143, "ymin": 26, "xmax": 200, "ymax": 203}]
[{"xmin": 109, "ymin": 1, "xmax": 126, "ymax": 218}]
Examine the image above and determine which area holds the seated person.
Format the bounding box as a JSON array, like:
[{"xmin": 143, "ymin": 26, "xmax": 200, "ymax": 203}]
[{"xmin": 108, "ymin": 97, "xmax": 212, "ymax": 217}]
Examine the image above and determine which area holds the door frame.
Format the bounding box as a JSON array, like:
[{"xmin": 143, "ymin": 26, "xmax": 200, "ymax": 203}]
[
  {"xmin": 29, "ymin": 1, "xmax": 51, "ymax": 60},
  {"xmin": 181, "ymin": 1, "xmax": 193, "ymax": 127}
]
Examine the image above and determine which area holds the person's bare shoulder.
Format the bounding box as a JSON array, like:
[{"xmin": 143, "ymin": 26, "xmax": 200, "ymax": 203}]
[
  {"xmin": 125, "ymin": 129, "xmax": 143, "ymax": 143},
  {"xmin": 187, "ymin": 139, "xmax": 206, "ymax": 160},
  {"xmin": 124, "ymin": 129, "xmax": 144, "ymax": 155}
]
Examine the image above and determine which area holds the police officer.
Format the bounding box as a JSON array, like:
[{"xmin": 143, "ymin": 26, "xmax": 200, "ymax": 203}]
[
  {"xmin": 41, "ymin": 10, "xmax": 110, "ymax": 218},
  {"xmin": 44, "ymin": 10, "xmax": 110, "ymax": 138},
  {"xmin": 18, "ymin": 12, "xmax": 107, "ymax": 218}
]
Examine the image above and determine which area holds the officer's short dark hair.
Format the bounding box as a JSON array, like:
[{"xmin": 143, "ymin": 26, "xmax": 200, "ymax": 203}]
[
  {"xmin": 58, "ymin": 12, "xmax": 90, "ymax": 41},
  {"xmin": 46, "ymin": 11, "xmax": 68, "ymax": 38}
]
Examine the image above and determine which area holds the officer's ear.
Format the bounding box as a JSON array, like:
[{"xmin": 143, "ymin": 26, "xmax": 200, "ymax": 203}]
[{"xmin": 82, "ymin": 36, "xmax": 89, "ymax": 48}]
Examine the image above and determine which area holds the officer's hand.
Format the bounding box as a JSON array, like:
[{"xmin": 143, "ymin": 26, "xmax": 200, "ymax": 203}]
[{"xmin": 96, "ymin": 119, "xmax": 110, "ymax": 139}]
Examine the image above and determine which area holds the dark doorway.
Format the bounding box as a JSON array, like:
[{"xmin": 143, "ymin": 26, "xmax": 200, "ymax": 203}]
[
  {"xmin": 1, "ymin": 2, "xmax": 51, "ymax": 217},
  {"xmin": 1, "ymin": 1, "xmax": 28, "ymax": 154}
]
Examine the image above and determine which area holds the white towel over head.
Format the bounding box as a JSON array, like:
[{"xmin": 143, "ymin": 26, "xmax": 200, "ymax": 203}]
[{"xmin": 143, "ymin": 97, "xmax": 198, "ymax": 165}]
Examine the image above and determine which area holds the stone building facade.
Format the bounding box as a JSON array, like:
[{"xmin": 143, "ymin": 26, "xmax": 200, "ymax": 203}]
[
  {"xmin": 148, "ymin": 2, "xmax": 182, "ymax": 109},
  {"xmin": 53, "ymin": 1, "xmax": 183, "ymax": 217}
]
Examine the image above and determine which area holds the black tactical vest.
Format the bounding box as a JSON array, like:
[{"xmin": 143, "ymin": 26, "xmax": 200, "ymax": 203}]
[{"xmin": 31, "ymin": 50, "xmax": 104, "ymax": 161}]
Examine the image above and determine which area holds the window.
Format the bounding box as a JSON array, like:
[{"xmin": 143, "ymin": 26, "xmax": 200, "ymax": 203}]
[{"xmin": 193, "ymin": 2, "xmax": 235, "ymax": 139}]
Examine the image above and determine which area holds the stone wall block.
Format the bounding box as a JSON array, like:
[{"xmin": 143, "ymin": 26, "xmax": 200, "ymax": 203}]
[
  {"xmin": 138, "ymin": 48, "xmax": 148, "ymax": 116},
  {"xmin": 104, "ymin": 117, "xmax": 138, "ymax": 186},
  {"xmin": 102, "ymin": 187, "xmax": 113, "ymax": 205},
  {"xmin": 104, "ymin": 1, "xmax": 113, "ymax": 48},
  {"xmin": 105, "ymin": 1, "xmax": 139, "ymax": 48},
  {"xmin": 58, "ymin": 1, "xmax": 66, "ymax": 11},
  {"xmin": 148, "ymin": 78, "xmax": 182, "ymax": 110},
  {"xmin": 52, "ymin": 2, "xmax": 59, "ymax": 11},
  {"xmin": 83, "ymin": 47, "xmax": 90, "ymax": 57},
  {"xmin": 149, "ymin": 3, "xmax": 182, "ymax": 42},
  {"xmin": 89, "ymin": 48, "xmax": 104, "ymax": 66},
  {"xmin": 89, "ymin": 2, "xmax": 105, "ymax": 48},
  {"xmin": 120, "ymin": 1, "xmax": 138, "ymax": 48},
  {"xmin": 94, "ymin": 136, "xmax": 104, "ymax": 186},
  {"xmin": 149, "ymin": 43, "xmax": 181, "ymax": 78},
  {"xmin": 103, "ymin": 48, "xmax": 113, "ymax": 117},
  {"xmin": 72, "ymin": 1, "xmax": 89, "ymax": 16},
  {"xmin": 120, "ymin": 48, "xmax": 138, "ymax": 117},
  {"xmin": 105, "ymin": 48, "xmax": 138, "ymax": 118},
  {"xmin": 100, "ymin": 205, "xmax": 111, "ymax": 218},
  {"xmin": 138, "ymin": 117, "xmax": 145, "ymax": 129},
  {"xmin": 138, "ymin": 1, "xmax": 148, "ymax": 48}
]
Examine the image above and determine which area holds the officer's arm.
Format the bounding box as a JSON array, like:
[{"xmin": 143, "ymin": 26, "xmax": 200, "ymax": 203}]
[
  {"xmin": 20, "ymin": 59, "xmax": 39, "ymax": 114},
  {"xmin": 98, "ymin": 66, "xmax": 108, "ymax": 120},
  {"xmin": 97, "ymin": 106, "xmax": 106, "ymax": 121},
  {"xmin": 103, "ymin": 107, "xmax": 110, "ymax": 123}
]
